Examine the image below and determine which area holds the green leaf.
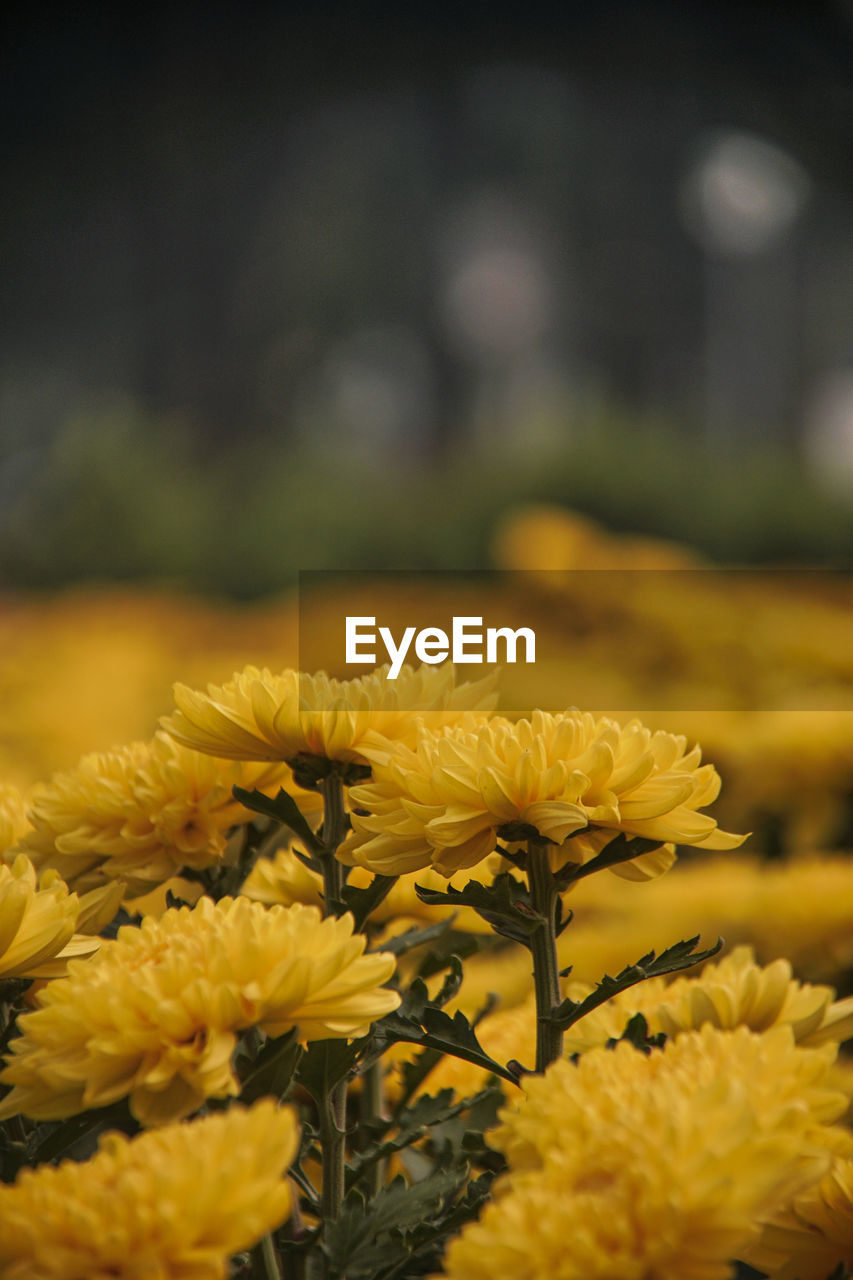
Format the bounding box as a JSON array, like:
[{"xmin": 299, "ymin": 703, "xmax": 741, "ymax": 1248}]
[
  {"xmin": 374, "ymin": 1003, "xmax": 522, "ymax": 1087},
  {"xmin": 414, "ymin": 931, "xmax": 498, "ymax": 981},
  {"xmin": 238, "ymin": 1028, "xmax": 304, "ymax": 1104},
  {"xmin": 232, "ymin": 786, "xmax": 323, "ymax": 854},
  {"xmin": 610, "ymin": 1011, "xmax": 667, "ymax": 1055},
  {"xmin": 25, "ymin": 1099, "xmax": 138, "ymax": 1166},
  {"xmin": 372, "ymin": 916, "xmax": 456, "ymax": 959},
  {"xmin": 415, "ymin": 872, "xmax": 539, "ymax": 945},
  {"xmin": 553, "ymin": 935, "xmax": 724, "ymax": 1030},
  {"xmin": 323, "ymin": 1166, "xmax": 466, "ymax": 1278},
  {"xmin": 342, "ymin": 874, "xmax": 397, "ymax": 930},
  {"xmin": 559, "ymin": 833, "xmax": 664, "ymax": 887},
  {"xmin": 347, "ymin": 1088, "xmax": 493, "ymax": 1185},
  {"xmin": 297, "ymin": 1037, "xmax": 368, "ymax": 1105}
]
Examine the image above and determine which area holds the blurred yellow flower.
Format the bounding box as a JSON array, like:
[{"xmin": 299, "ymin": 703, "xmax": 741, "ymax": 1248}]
[
  {"xmin": 343, "ymin": 709, "xmax": 744, "ymax": 877},
  {"xmin": 746, "ymin": 1155, "xmax": 853, "ymax": 1280},
  {"xmin": 0, "ymin": 1098, "xmax": 298, "ymax": 1280},
  {"xmin": 15, "ymin": 731, "xmax": 303, "ymax": 894},
  {"xmin": 0, "ymin": 854, "xmax": 122, "ymax": 981},
  {"xmin": 0, "ymin": 782, "xmax": 31, "ymax": 854},
  {"xmin": 0, "ymin": 896, "xmax": 400, "ymax": 1126},
  {"xmin": 161, "ymin": 662, "xmax": 496, "ymax": 767},
  {"xmin": 440, "ymin": 1026, "xmax": 847, "ymax": 1280},
  {"xmin": 564, "ymin": 945, "xmax": 853, "ymax": 1055}
]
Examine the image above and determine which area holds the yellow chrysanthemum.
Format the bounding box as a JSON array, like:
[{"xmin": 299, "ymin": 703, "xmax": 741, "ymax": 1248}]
[
  {"xmin": 0, "ymin": 897, "xmax": 400, "ymax": 1126},
  {"xmin": 0, "ymin": 854, "xmax": 123, "ymax": 981},
  {"xmin": 343, "ymin": 709, "xmax": 744, "ymax": 877},
  {"xmin": 0, "ymin": 1098, "xmax": 298, "ymax": 1280},
  {"xmin": 493, "ymin": 1024, "xmax": 846, "ymax": 1178},
  {"xmin": 440, "ymin": 1027, "xmax": 847, "ymax": 1280},
  {"xmin": 161, "ymin": 663, "xmax": 496, "ymax": 767},
  {"xmin": 745, "ymin": 1155, "xmax": 853, "ymax": 1280},
  {"xmin": 0, "ymin": 782, "xmax": 31, "ymax": 854},
  {"xmin": 14, "ymin": 731, "xmax": 306, "ymax": 894}
]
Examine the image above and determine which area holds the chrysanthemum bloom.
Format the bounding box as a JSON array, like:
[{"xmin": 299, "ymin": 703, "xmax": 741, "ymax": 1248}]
[
  {"xmin": 161, "ymin": 663, "xmax": 496, "ymax": 773},
  {"xmin": 494, "ymin": 1025, "xmax": 847, "ymax": 1176},
  {"xmin": 14, "ymin": 731, "xmax": 306, "ymax": 894},
  {"xmin": 342, "ymin": 709, "xmax": 744, "ymax": 877},
  {"xmin": 0, "ymin": 854, "xmax": 123, "ymax": 981},
  {"xmin": 0, "ymin": 1098, "xmax": 298, "ymax": 1280},
  {"xmin": 0, "ymin": 782, "xmax": 31, "ymax": 854},
  {"xmin": 440, "ymin": 1027, "xmax": 848, "ymax": 1280},
  {"xmin": 0, "ymin": 896, "xmax": 400, "ymax": 1126},
  {"xmin": 745, "ymin": 1155, "xmax": 853, "ymax": 1280}
]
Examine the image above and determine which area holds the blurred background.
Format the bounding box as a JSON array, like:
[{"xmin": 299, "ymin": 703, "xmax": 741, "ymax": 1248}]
[{"xmin": 3, "ymin": 1, "xmax": 853, "ymax": 594}]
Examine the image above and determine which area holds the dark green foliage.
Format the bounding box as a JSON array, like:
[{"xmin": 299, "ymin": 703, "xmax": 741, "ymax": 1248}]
[{"xmin": 553, "ymin": 936, "xmax": 724, "ymax": 1030}]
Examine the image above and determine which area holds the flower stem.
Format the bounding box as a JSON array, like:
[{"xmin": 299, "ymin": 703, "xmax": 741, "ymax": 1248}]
[
  {"xmin": 320, "ymin": 1070, "xmax": 348, "ymax": 1221},
  {"xmin": 360, "ymin": 1059, "xmax": 386, "ymax": 1198},
  {"xmin": 319, "ymin": 771, "xmax": 350, "ymax": 1223},
  {"xmin": 527, "ymin": 842, "xmax": 564, "ymax": 1072},
  {"xmin": 251, "ymin": 1233, "xmax": 281, "ymax": 1279},
  {"xmin": 320, "ymin": 773, "xmax": 347, "ymax": 911}
]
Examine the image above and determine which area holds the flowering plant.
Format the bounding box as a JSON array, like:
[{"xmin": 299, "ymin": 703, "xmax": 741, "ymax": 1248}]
[{"xmin": 0, "ymin": 659, "xmax": 850, "ymax": 1280}]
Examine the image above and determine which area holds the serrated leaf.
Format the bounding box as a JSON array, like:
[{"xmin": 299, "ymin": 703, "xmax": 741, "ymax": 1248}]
[
  {"xmin": 415, "ymin": 872, "xmax": 539, "ymax": 944},
  {"xmin": 232, "ymin": 786, "xmax": 323, "ymax": 854},
  {"xmin": 348, "ymin": 1089, "xmax": 488, "ymax": 1185},
  {"xmin": 372, "ymin": 916, "xmax": 456, "ymax": 959},
  {"xmin": 324, "ymin": 1167, "xmax": 466, "ymax": 1278},
  {"xmin": 559, "ymin": 833, "xmax": 664, "ymax": 886},
  {"xmin": 238, "ymin": 1028, "xmax": 303, "ymax": 1104},
  {"xmin": 553, "ymin": 935, "xmax": 724, "ymax": 1030},
  {"xmin": 610, "ymin": 1011, "xmax": 667, "ymax": 1055},
  {"xmin": 375, "ymin": 1004, "xmax": 521, "ymax": 1086},
  {"xmin": 297, "ymin": 1037, "xmax": 368, "ymax": 1104},
  {"xmin": 342, "ymin": 873, "xmax": 397, "ymax": 929},
  {"xmin": 26, "ymin": 1099, "xmax": 137, "ymax": 1165},
  {"xmin": 415, "ymin": 931, "xmax": 497, "ymax": 980}
]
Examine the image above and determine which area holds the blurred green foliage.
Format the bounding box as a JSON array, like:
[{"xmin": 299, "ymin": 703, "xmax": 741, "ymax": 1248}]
[{"xmin": 1, "ymin": 405, "xmax": 851, "ymax": 597}]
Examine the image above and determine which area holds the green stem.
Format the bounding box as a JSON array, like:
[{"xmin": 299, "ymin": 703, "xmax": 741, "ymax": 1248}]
[
  {"xmin": 320, "ymin": 773, "xmax": 347, "ymax": 912},
  {"xmin": 320, "ymin": 1072, "xmax": 348, "ymax": 1221},
  {"xmin": 251, "ymin": 1232, "xmax": 281, "ymax": 1279},
  {"xmin": 527, "ymin": 842, "xmax": 564, "ymax": 1072},
  {"xmin": 319, "ymin": 771, "xmax": 350, "ymax": 1224},
  {"xmin": 360, "ymin": 1059, "xmax": 386, "ymax": 1198}
]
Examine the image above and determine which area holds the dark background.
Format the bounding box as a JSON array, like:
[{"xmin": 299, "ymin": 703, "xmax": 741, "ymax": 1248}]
[{"xmin": 3, "ymin": 2, "xmax": 853, "ymax": 593}]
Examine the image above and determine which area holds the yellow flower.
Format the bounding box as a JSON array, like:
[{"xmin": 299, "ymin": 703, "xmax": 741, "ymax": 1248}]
[
  {"xmin": 440, "ymin": 1027, "xmax": 846, "ymax": 1280},
  {"xmin": 343, "ymin": 710, "xmax": 744, "ymax": 877},
  {"xmin": 0, "ymin": 1099, "xmax": 298, "ymax": 1280},
  {"xmin": 745, "ymin": 1155, "xmax": 853, "ymax": 1280},
  {"xmin": 0, "ymin": 896, "xmax": 400, "ymax": 1126},
  {"xmin": 0, "ymin": 854, "xmax": 122, "ymax": 981},
  {"xmin": 15, "ymin": 731, "xmax": 306, "ymax": 894},
  {"xmin": 0, "ymin": 782, "xmax": 31, "ymax": 854},
  {"xmin": 161, "ymin": 663, "xmax": 496, "ymax": 769}
]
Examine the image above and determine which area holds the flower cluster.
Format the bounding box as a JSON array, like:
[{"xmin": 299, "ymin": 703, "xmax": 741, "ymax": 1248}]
[
  {"xmin": 441, "ymin": 1026, "xmax": 849, "ymax": 1280},
  {"xmin": 342, "ymin": 709, "xmax": 744, "ymax": 877},
  {"xmin": 12, "ymin": 731, "xmax": 303, "ymax": 894},
  {"xmin": 0, "ymin": 1099, "xmax": 299, "ymax": 1279},
  {"xmin": 0, "ymin": 896, "xmax": 399, "ymax": 1126},
  {"xmin": 162, "ymin": 662, "xmax": 496, "ymax": 769}
]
